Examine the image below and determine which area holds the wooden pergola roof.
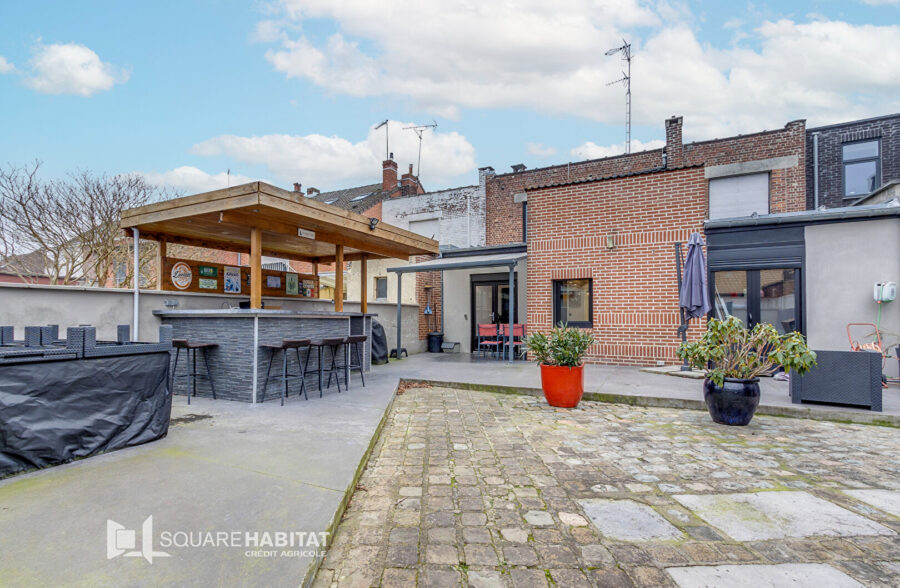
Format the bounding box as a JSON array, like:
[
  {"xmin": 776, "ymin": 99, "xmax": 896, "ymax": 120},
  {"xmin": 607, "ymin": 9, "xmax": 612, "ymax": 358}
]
[{"xmin": 120, "ymin": 181, "xmax": 438, "ymax": 264}]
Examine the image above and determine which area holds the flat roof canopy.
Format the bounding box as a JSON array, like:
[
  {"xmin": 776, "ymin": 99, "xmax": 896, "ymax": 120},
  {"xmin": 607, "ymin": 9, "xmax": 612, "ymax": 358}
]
[
  {"xmin": 387, "ymin": 251, "xmax": 526, "ymax": 273},
  {"xmin": 120, "ymin": 181, "xmax": 438, "ymax": 264}
]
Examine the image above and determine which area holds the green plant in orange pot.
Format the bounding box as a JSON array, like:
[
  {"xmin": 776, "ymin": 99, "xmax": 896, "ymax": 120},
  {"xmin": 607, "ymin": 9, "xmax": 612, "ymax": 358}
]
[{"xmin": 524, "ymin": 322, "xmax": 594, "ymax": 408}]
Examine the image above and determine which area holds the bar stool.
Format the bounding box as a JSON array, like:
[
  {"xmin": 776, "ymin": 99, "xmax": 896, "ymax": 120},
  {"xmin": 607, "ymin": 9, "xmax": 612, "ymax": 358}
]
[
  {"xmin": 260, "ymin": 338, "xmax": 311, "ymax": 405},
  {"xmin": 309, "ymin": 337, "xmax": 346, "ymax": 395},
  {"xmin": 172, "ymin": 339, "xmax": 218, "ymax": 405},
  {"xmin": 346, "ymin": 334, "xmax": 367, "ymax": 388}
]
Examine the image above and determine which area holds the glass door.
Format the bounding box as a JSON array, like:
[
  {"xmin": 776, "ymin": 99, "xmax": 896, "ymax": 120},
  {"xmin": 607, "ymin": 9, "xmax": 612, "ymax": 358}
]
[
  {"xmin": 712, "ymin": 269, "xmax": 799, "ymax": 333},
  {"xmin": 470, "ymin": 275, "xmax": 518, "ymax": 350}
]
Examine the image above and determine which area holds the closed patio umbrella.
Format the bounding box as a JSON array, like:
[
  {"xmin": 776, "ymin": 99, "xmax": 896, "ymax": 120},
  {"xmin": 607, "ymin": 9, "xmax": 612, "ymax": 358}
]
[{"xmin": 679, "ymin": 232, "xmax": 711, "ymax": 319}]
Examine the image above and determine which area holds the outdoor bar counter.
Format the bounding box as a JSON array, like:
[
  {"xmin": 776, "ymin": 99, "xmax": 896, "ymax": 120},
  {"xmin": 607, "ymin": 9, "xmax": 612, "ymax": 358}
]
[{"xmin": 155, "ymin": 309, "xmax": 374, "ymax": 403}]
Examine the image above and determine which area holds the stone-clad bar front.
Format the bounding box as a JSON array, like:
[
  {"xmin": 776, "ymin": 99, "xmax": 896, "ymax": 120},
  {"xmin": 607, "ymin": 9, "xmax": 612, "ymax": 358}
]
[{"xmin": 157, "ymin": 309, "xmax": 373, "ymax": 403}]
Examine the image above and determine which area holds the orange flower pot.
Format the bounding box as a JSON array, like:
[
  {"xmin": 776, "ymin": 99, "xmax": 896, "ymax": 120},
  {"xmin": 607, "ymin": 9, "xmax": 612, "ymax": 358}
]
[{"xmin": 539, "ymin": 364, "xmax": 585, "ymax": 408}]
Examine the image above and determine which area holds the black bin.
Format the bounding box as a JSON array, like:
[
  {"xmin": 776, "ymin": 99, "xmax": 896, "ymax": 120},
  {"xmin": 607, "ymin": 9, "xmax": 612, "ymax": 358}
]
[{"xmin": 427, "ymin": 332, "xmax": 444, "ymax": 353}]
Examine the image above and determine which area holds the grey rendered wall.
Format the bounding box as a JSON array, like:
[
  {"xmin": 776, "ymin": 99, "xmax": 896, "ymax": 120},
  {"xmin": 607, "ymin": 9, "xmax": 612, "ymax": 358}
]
[
  {"xmin": 442, "ymin": 259, "xmax": 527, "ymax": 354},
  {"xmin": 805, "ymin": 218, "xmax": 899, "ymax": 377},
  {"xmin": 0, "ymin": 283, "xmax": 422, "ymax": 354}
]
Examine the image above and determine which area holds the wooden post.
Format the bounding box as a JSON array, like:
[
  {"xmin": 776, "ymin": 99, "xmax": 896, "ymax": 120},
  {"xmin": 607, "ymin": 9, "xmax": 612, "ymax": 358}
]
[
  {"xmin": 312, "ymin": 260, "xmax": 319, "ymax": 298},
  {"xmin": 334, "ymin": 244, "xmax": 344, "ymax": 312},
  {"xmin": 360, "ymin": 254, "xmax": 368, "ymax": 314},
  {"xmin": 250, "ymin": 227, "xmax": 262, "ymax": 309},
  {"xmin": 156, "ymin": 238, "xmax": 166, "ymax": 290}
]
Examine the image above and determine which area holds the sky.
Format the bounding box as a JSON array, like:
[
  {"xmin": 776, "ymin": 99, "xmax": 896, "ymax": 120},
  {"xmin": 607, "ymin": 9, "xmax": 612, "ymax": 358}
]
[{"xmin": 0, "ymin": 0, "xmax": 898, "ymax": 194}]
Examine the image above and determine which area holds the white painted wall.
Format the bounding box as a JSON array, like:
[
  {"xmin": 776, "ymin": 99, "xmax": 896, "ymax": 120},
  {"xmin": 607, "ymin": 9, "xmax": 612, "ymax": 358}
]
[
  {"xmin": 805, "ymin": 218, "xmax": 899, "ymax": 377},
  {"xmin": 0, "ymin": 283, "xmax": 424, "ymax": 354}
]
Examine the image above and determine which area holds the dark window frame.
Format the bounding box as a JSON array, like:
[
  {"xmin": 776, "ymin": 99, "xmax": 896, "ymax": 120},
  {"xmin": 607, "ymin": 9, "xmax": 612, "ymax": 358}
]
[
  {"xmin": 552, "ymin": 278, "xmax": 593, "ymax": 328},
  {"xmin": 522, "ymin": 201, "xmax": 528, "ymax": 242},
  {"xmin": 374, "ymin": 276, "xmax": 388, "ymax": 299},
  {"xmin": 841, "ymin": 138, "xmax": 881, "ymax": 199}
]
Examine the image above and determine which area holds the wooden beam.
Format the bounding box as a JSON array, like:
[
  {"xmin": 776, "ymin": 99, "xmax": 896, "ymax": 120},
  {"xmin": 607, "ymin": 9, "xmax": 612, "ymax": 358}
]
[
  {"xmin": 250, "ymin": 227, "xmax": 262, "ymax": 309},
  {"xmin": 156, "ymin": 238, "xmax": 166, "ymax": 290},
  {"xmin": 138, "ymin": 231, "xmax": 318, "ymax": 264},
  {"xmin": 334, "ymin": 244, "xmax": 344, "ymax": 312},
  {"xmin": 360, "ymin": 254, "xmax": 368, "ymax": 314}
]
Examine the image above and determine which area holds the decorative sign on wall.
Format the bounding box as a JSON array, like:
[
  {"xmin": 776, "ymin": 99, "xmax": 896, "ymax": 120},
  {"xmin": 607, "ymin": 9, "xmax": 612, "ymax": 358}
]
[
  {"xmin": 198, "ymin": 278, "xmax": 218, "ymax": 290},
  {"xmin": 198, "ymin": 265, "xmax": 218, "ymax": 277},
  {"xmin": 223, "ymin": 266, "xmax": 241, "ymax": 294},
  {"xmin": 266, "ymin": 275, "xmax": 282, "ymax": 289},
  {"xmin": 171, "ymin": 262, "xmax": 193, "ymax": 290},
  {"xmin": 286, "ymin": 273, "xmax": 299, "ymax": 296}
]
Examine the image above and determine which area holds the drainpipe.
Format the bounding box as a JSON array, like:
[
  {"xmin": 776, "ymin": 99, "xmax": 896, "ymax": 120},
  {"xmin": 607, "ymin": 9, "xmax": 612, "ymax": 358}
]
[
  {"xmin": 132, "ymin": 227, "xmax": 140, "ymax": 341},
  {"xmin": 466, "ymin": 191, "xmax": 472, "ymax": 247},
  {"xmin": 812, "ymin": 133, "xmax": 820, "ymax": 209},
  {"xmin": 395, "ymin": 273, "xmax": 402, "ymax": 360}
]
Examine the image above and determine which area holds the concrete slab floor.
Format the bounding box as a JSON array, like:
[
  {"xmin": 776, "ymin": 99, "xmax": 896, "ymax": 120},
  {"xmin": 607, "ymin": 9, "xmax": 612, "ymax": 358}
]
[
  {"xmin": 666, "ymin": 563, "xmax": 866, "ymax": 588},
  {"xmin": 0, "ymin": 366, "xmax": 402, "ymax": 587}
]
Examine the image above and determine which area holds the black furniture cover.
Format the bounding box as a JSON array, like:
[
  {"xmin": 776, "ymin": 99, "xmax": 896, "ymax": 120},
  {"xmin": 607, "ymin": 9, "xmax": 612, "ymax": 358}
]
[{"xmin": 371, "ymin": 320, "xmax": 389, "ymax": 365}]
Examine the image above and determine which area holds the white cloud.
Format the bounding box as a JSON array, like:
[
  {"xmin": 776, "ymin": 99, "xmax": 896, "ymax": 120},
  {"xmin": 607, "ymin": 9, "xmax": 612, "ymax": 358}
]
[
  {"xmin": 139, "ymin": 166, "xmax": 255, "ymax": 194},
  {"xmin": 191, "ymin": 120, "xmax": 476, "ymax": 190},
  {"xmin": 571, "ymin": 139, "xmax": 666, "ymax": 160},
  {"xmin": 25, "ymin": 43, "xmax": 128, "ymax": 96},
  {"xmin": 0, "ymin": 56, "xmax": 14, "ymax": 74},
  {"xmin": 259, "ymin": 2, "xmax": 900, "ymax": 139},
  {"xmin": 526, "ymin": 142, "xmax": 556, "ymax": 158}
]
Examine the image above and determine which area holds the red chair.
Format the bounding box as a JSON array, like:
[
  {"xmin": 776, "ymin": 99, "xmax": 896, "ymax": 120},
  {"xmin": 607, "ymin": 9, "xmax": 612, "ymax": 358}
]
[
  {"xmin": 500, "ymin": 324, "xmax": 527, "ymax": 360},
  {"xmin": 476, "ymin": 324, "xmax": 501, "ymax": 358}
]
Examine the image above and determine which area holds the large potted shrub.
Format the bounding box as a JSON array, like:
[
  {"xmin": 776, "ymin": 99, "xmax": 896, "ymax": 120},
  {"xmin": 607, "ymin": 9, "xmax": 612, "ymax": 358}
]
[
  {"xmin": 524, "ymin": 323, "xmax": 594, "ymax": 408},
  {"xmin": 677, "ymin": 316, "xmax": 817, "ymax": 425}
]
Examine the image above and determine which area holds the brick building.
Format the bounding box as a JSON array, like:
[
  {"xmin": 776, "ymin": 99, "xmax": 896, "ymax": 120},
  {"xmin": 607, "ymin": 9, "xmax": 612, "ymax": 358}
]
[
  {"xmin": 521, "ymin": 116, "xmax": 808, "ymax": 366},
  {"xmin": 807, "ymin": 113, "xmax": 900, "ymax": 209}
]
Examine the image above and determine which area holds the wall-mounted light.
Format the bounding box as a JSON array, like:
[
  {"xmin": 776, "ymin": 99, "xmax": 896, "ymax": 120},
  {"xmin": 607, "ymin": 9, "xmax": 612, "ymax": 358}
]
[
  {"xmin": 606, "ymin": 233, "xmax": 616, "ymax": 250},
  {"xmin": 369, "ymin": 217, "xmax": 379, "ymax": 230}
]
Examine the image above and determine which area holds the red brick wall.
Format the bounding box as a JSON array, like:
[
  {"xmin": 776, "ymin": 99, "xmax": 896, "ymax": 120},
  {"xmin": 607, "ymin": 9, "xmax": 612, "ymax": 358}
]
[
  {"xmin": 526, "ymin": 167, "xmax": 707, "ymax": 366},
  {"xmin": 414, "ymin": 255, "xmax": 441, "ymax": 340}
]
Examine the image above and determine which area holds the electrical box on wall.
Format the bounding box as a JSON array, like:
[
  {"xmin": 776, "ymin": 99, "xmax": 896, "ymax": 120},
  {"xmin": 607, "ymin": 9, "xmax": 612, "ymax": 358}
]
[{"xmin": 874, "ymin": 282, "xmax": 897, "ymax": 303}]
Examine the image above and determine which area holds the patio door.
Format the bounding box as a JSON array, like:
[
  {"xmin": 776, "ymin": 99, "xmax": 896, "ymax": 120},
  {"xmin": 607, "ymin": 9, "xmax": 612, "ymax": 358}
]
[
  {"xmin": 711, "ymin": 268, "xmax": 799, "ymax": 333},
  {"xmin": 471, "ymin": 274, "xmax": 518, "ymax": 350}
]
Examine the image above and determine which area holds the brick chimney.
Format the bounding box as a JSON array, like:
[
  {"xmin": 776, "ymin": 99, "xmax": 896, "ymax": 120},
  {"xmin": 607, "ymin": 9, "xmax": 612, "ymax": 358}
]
[
  {"xmin": 664, "ymin": 116, "xmax": 684, "ymax": 168},
  {"xmin": 383, "ymin": 154, "xmax": 398, "ymax": 193},
  {"xmin": 293, "ymin": 182, "xmax": 302, "ymax": 192},
  {"xmin": 400, "ymin": 164, "xmax": 419, "ymax": 194},
  {"xmin": 306, "ymin": 187, "xmax": 319, "ymax": 197}
]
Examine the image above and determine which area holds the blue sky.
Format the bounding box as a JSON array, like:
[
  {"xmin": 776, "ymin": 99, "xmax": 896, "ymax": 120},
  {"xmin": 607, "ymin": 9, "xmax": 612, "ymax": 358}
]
[{"xmin": 0, "ymin": 1, "xmax": 897, "ymax": 193}]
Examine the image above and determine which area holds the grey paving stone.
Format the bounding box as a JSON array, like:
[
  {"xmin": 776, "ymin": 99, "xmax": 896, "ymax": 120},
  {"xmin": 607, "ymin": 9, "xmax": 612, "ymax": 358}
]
[
  {"xmin": 844, "ymin": 489, "xmax": 900, "ymax": 517},
  {"xmin": 578, "ymin": 498, "xmax": 683, "ymax": 541},
  {"xmin": 673, "ymin": 491, "xmax": 896, "ymax": 542},
  {"xmin": 523, "ymin": 510, "xmax": 554, "ymax": 526},
  {"xmin": 666, "ymin": 563, "xmax": 866, "ymax": 587}
]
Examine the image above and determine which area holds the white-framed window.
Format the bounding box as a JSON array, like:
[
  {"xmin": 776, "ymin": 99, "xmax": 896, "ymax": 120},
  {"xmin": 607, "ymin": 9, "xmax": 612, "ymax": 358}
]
[{"xmin": 708, "ymin": 173, "xmax": 769, "ymax": 220}]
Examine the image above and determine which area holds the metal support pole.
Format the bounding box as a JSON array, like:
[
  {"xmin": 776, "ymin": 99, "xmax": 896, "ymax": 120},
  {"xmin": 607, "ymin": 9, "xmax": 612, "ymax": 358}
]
[
  {"xmin": 508, "ymin": 264, "xmax": 515, "ymax": 363},
  {"xmin": 440, "ymin": 270, "xmax": 444, "ymax": 334},
  {"xmin": 395, "ymin": 272, "xmax": 402, "ymax": 360},
  {"xmin": 132, "ymin": 227, "xmax": 140, "ymax": 341}
]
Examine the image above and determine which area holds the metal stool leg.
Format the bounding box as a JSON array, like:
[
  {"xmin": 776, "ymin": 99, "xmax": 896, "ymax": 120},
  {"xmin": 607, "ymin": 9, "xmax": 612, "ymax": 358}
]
[
  {"xmin": 203, "ymin": 348, "xmax": 216, "ymax": 399},
  {"xmin": 317, "ymin": 346, "xmax": 324, "ymax": 397},
  {"xmin": 326, "ymin": 344, "xmax": 342, "ymax": 393},
  {"xmin": 261, "ymin": 348, "xmax": 274, "ymax": 403},
  {"xmin": 295, "ymin": 347, "xmax": 309, "ymax": 400},
  {"xmin": 172, "ymin": 347, "xmax": 181, "ymax": 401},
  {"xmin": 281, "ymin": 348, "xmax": 288, "ymax": 406},
  {"xmin": 355, "ymin": 341, "xmax": 366, "ymax": 387},
  {"xmin": 344, "ymin": 341, "xmax": 351, "ymax": 391},
  {"xmin": 191, "ymin": 349, "xmax": 198, "ymax": 397}
]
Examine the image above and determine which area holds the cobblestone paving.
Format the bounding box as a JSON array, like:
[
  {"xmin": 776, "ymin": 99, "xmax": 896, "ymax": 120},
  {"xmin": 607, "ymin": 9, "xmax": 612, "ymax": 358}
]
[{"xmin": 314, "ymin": 386, "xmax": 900, "ymax": 587}]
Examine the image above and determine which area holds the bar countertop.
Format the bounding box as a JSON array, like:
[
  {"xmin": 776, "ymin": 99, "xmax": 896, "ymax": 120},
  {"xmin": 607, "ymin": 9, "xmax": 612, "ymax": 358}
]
[{"xmin": 152, "ymin": 309, "xmax": 378, "ymax": 319}]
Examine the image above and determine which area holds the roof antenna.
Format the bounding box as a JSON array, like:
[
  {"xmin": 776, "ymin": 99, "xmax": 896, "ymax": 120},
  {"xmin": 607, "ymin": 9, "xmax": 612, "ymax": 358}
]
[
  {"xmin": 227, "ymin": 168, "xmax": 231, "ymax": 187},
  {"xmin": 403, "ymin": 121, "xmax": 438, "ymax": 183},
  {"xmin": 605, "ymin": 40, "xmax": 632, "ymax": 154},
  {"xmin": 374, "ymin": 120, "xmax": 389, "ymax": 160}
]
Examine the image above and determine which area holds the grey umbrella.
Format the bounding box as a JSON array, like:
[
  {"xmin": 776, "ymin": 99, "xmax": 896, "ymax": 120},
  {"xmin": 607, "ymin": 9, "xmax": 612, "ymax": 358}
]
[{"xmin": 679, "ymin": 232, "xmax": 711, "ymax": 319}]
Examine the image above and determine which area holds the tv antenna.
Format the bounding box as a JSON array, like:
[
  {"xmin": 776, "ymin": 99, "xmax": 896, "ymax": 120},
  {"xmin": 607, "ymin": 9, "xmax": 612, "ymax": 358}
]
[
  {"xmin": 374, "ymin": 120, "xmax": 389, "ymax": 159},
  {"xmin": 605, "ymin": 40, "xmax": 632, "ymax": 154},
  {"xmin": 403, "ymin": 121, "xmax": 438, "ymax": 182}
]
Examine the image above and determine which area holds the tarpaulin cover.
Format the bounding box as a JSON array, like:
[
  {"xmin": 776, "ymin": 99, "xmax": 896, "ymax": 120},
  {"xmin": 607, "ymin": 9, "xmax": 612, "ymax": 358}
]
[
  {"xmin": 371, "ymin": 320, "xmax": 389, "ymax": 365},
  {"xmin": 0, "ymin": 352, "xmax": 172, "ymax": 478}
]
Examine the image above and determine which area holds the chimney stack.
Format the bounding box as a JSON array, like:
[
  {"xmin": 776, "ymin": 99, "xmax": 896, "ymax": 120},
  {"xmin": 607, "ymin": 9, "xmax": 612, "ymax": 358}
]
[
  {"xmin": 383, "ymin": 155, "xmax": 398, "ymax": 193},
  {"xmin": 664, "ymin": 116, "xmax": 684, "ymax": 168},
  {"xmin": 400, "ymin": 164, "xmax": 422, "ymax": 195},
  {"xmin": 293, "ymin": 182, "xmax": 302, "ymax": 192},
  {"xmin": 306, "ymin": 187, "xmax": 319, "ymax": 197},
  {"xmin": 511, "ymin": 164, "xmax": 527, "ymax": 173}
]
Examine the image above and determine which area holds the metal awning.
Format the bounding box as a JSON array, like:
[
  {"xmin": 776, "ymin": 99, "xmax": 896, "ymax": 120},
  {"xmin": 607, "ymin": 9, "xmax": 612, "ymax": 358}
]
[
  {"xmin": 387, "ymin": 251, "xmax": 526, "ymax": 274},
  {"xmin": 387, "ymin": 250, "xmax": 527, "ymax": 364}
]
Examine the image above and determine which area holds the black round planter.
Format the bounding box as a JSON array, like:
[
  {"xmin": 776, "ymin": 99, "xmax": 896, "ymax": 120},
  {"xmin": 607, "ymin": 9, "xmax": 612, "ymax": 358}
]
[{"xmin": 703, "ymin": 377, "xmax": 760, "ymax": 426}]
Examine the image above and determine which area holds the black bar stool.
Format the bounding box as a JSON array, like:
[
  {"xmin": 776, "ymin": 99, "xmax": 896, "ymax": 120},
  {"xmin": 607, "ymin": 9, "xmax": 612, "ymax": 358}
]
[
  {"xmin": 172, "ymin": 339, "xmax": 218, "ymax": 405},
  {"xmin": 260, "ymin": 338, "xmax": 311, "ymax": 405},
  {"xmin": 346, "ymin": 334, "xmax": 367, "ymax": 388},
  {"xmin": 310, "ymin": 337, "xmax": 346, "ymax": 394}
]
